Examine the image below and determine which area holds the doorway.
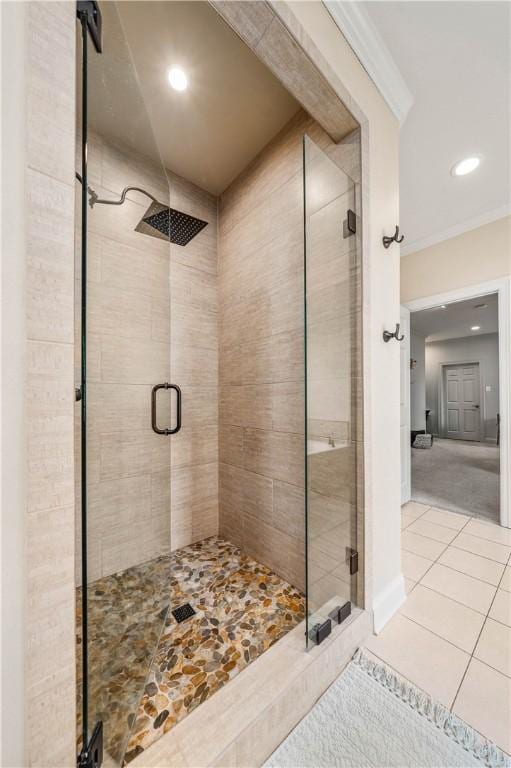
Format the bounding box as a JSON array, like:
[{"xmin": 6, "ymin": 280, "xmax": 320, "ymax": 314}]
[{"xmin": 401, "ymin": 283, "xmax": 510, "ymax": 528}]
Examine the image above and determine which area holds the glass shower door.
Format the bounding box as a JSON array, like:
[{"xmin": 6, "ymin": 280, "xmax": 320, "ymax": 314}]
[
  {"xmin": 75, "ymin": 4, "xmax": 173, "ymax": 764},
  {"xmin": 303, "ymin": 134, "xmax": 361, "ymax": 647}
]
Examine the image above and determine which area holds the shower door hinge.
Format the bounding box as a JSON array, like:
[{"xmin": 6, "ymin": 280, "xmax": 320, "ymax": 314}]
[
  {"xmin": 348, "ymin": 548, "xmax": 359, "ymax": 575},
  {"xmin": 308, "ymin": 617, "xmax": 332, "ymax": 646},
  {"xmin": 343, "ymin": 209, "xmax": 356, "ymax": 238},
  {"xmin": 77, "ymin": 1, "xmax": 102, "ymax": 53},
  {"xmin": 77, "ymin": 721, "xmax": 103, "ymax": 768}
]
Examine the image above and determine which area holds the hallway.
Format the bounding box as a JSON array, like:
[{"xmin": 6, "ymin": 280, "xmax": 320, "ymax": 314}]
[{"xmin": 366, "ymin": 501, "xmax": 511, "ymax": 754}]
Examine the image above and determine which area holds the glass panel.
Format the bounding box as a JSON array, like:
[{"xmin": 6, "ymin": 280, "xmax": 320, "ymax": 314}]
[
  {"xmin": 303, "ymin": 134, "xmax": 361, "ymax": 647},
  {"xmin": 75, "ymin": 4, "xmax": 171, "ymax": 763}
]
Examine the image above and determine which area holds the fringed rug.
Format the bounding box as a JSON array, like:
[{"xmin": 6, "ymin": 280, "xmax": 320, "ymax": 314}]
[{"xmin": 265, "ymin": 649, "xmax": 510, "ymax": 768}]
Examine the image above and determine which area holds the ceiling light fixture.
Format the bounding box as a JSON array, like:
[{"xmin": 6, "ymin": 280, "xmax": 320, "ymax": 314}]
[
  {"xmin": 440, "ymin": 305, "xmax": 447, "ymax": 309},
  {"xmin": 471, "ymin": 325, "xmax": 481, "ymax": 331},
  {"xmin": 451, "ymin": 156, "xmax": 481, "ymax": 177},
  {"xmin": 168, "ymin": 67, "xmax": 188, "ymax": 92}
]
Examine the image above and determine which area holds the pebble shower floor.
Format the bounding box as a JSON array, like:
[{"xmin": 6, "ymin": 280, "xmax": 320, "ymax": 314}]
[{"xmin": 76, "ymin": 537, "xmax": 305, "ymax": 765}]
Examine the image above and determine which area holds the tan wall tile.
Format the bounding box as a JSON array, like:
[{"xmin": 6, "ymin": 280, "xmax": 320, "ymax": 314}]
[
  {"xmin": 243, "ymin": 428, "xmax": 304, "ymax": 486},
  {"xmin": 218, "ymin": 111, "xmax": 361, "ymax": 596},
  {"xmin": 25, "ymin": 4, "xmax": 77, "ymax": 764},
  {"xmin": 26, "ymin": 169, "xmax": 75, "ymax": 343}
]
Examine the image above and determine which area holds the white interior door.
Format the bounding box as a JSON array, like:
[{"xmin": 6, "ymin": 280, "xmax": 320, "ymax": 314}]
[
  {"xmin": 443, "ymin": 363, "xmax": 481, "ymax": 441},
  {"xmin": 400, "ymin": 307, "xmax": 411, "ymax": 504}
]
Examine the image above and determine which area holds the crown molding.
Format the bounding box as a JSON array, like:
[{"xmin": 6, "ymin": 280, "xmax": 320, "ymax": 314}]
[
  {"xmin": 400, "ymin": 204, "xmax": 511, "ymax": 257},
  {"xmin": 324, "ymin": 0, "xmax": 413, "ymax": 124}
]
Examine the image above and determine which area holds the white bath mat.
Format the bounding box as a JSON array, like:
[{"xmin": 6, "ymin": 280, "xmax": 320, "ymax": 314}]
[{"xmin": 265, "ymin": 649, "xmax": 510, "ymax": 768}]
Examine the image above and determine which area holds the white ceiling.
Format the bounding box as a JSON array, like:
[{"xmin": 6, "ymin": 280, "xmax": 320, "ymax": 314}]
[
  {"xmin": 92, "ymin": 1, "xmax": 300, "ymax": 195},
  {"xmin": 411, "ymin": 292, "xmax": 498, "ymax": 342},
  {"xmin": 362, "ymin": 1, "xmax": 511, "ymax": 256}
]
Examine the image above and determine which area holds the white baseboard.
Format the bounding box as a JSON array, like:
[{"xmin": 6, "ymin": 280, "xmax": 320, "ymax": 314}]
[{"xmin": 372, "ymin": 574, "xmax": 406, "ymax": 634}]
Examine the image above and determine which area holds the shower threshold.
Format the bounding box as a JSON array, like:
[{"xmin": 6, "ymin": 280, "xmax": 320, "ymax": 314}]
[{"xmin": 76, "ymin": 537, "xmax": 304, "ymax": 766}]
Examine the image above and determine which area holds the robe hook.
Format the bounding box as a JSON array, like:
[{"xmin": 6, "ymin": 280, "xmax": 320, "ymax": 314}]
[
  {"xmin": 382, "ymin": 226, "xmax": 405, "ymax": 249},
  {"xmin": 383, "ymin": 323, "xmax": 405, "ymax": 343}
]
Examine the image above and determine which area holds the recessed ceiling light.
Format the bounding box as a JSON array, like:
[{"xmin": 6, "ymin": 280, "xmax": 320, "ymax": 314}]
[
  {"xmin": 451, "ymin": 156, "xmax": 481, "ymax": 177},
  {"xmin": 440, "ymin": 305, "xmax": 447, "ymax": 309},
  {"xmin": 168, "ymin": 67, "xmax": 188, "ymax": 92},
  {"xmin": 471, "ymin": 325, "xmax": 481, "ymax": 331}
]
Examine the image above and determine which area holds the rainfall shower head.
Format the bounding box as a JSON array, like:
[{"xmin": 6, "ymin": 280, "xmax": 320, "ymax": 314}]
[
  {"xmin": 135, "ymin": 201, "xmax": 208, "ymax": 246},
  {"xmin": 83, "ymin": 181, "xmax": 208, "ymax": 246}
]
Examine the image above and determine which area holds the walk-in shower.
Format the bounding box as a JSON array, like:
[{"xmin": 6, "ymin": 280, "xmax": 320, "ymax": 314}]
[{"xmin": 75, "ymin": 2, "xmax": 362, "ymax": 766}]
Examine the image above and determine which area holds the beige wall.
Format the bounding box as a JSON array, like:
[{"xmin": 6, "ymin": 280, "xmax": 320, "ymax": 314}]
[
  {"xmin": 80, "ymin": 133, "xmax": 219, "ymax": 581},
  {"xmin": 169, "ymin": 174, "xmax": 219, "ymax": 550},
  {"xmin": 24, "ymin": 2, "xmax": 77, "ymax": 765},
  {"xmin": 218, "ymin": 110, "xmax": 362, "ymax": 595},
  {"xmin": 401, "ymin": 216, "xmax": 511, "ymax": 303},
  {"xmin": 1, "ymin": 2, "xmax": 27, "ymax": 765},
  {"xmin": 218, "ymin": 111, "xmax": 307, "ymax": 589}
]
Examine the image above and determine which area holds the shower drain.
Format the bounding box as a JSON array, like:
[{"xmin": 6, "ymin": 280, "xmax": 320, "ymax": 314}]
[{"xmin": 171, "ymin": 602, "xmax": 196, "ymax": 624}]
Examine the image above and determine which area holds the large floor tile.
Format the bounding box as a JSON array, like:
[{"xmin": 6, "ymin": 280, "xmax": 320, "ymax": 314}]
[
  {"xmin": 438, "ymin": 546, "xmax": 505, "ymax": 586},
  {"xmin": 401, "ymin": 530, "xmax": 447, "ymax": 561},
  {"xmin": 365, "ymin": 614, "xmax": 469, "ymax": 708},
  {"xmin": 421, "ymin": 563, "xmax": 497, "ymax": 615},
  {"xmin": 489, "ymin": 589, "xmax": 511, "ymax": 628},
  {"xmin": 407, "ymin": 518, "xmax": 458, "ymax": 544},
  {"xmin": 453, "ymin": 659, "xmax": 511, "ymax": 754},
  {"xmin": 401, "ymin": 511, "xmax": 419, "ymax": 530},
  {"xmin": 474, "ymin": 618, "xmax": 511, "ymax": 677},
  {"xmin": 400, "ymin": 585, "xmax": 485, "ymax": 653},
  {"xmin": 452, "ymin": 532, "xmax": 510, "ymax": 564},
  {"xmin": 401, "ymin": 550, "xmax": 433, "ymax": 582},
  {"xmin": 402, "ymin": 501, "xmax": 429, "ymax": 520},
  {"xmin": 404, "ymin": 578, "xmax": 417, "ymax": 595},
  {"xmin": 501, "ymin": 566, "xmax": 511, "ymax": 592},
  {"xmin": 422, "ymin": 507, "xmax": 470, "ymax": 531},
  {"xmin": 464, "ymin": 519, "xmax": 511, "ymax": 547}
]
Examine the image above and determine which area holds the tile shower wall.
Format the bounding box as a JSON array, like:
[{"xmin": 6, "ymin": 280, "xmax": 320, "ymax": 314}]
[
  {"xmin": 77, "ymin": 133, "xmax": 218, "ymax": 581},
  {"xmin": 218, "ymin": 110, "xmax": 361, "ymax": 591},
  {"xmin": 25, "ymin": 2, "xmax": 77, "ymax": 765},
  {"xmin": 169, "ymin": 175, "xmax": 219, "ymax": 550}
]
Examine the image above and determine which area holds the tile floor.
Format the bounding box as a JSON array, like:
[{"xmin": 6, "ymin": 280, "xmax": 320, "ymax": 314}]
[
  {"xmin": 365, "ymin": 501, "xmax": 511, "ymax": 754},
  {"xmin": 77, "ymin": 537, "xmax": 304, "ymax": 766}
]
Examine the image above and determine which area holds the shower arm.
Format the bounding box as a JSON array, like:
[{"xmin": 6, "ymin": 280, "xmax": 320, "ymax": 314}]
[{"xmin": 75, "ymin": 172, "xmax": 161, "ymax": 209}]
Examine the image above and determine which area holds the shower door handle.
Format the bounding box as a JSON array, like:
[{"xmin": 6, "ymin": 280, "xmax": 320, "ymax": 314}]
[{"xmin": 151, "ymin": 383, "xmax": 182, "ymax": 435}]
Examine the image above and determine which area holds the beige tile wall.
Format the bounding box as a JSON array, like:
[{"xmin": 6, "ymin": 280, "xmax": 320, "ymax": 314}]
[
  {"xmin": 77, "ymin": 133, "xmax": 219, "ymax": 581},
  {"xmin": 169, "ymin": 175, "xmax": 219, "ymax": 550},
  {"xmin": 25, "ymin": 2, "xmax": 77, "ymax": 765},
  {"xmin": 218, "ymin": 110, "xmax": 361, "ymax": 593}
]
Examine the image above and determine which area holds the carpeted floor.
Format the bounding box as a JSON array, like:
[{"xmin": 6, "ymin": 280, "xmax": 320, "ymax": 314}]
[
  {"xmin": 265, "ymin": 650, "xmax": 509, "ymax": 768},
  {"xmin": 412, "ymin": 438, "xmax": 500, "ymax": 523}
]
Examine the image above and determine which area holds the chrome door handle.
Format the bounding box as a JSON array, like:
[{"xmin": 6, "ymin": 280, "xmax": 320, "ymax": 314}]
[{"xmin": 151, "ymin": 383, "xmax": 182, "ymax": 435}]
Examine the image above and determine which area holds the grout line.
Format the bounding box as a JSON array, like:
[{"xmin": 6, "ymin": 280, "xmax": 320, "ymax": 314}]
[
  {"xmin": 397, "ymin": 614, "xmax": 473, "ymax": 657},
  {"xmin": 450, "ymin": 548, "xmax": 511, "ymax": 711},
  {"xmin": 398, "ymin": 511, "xmax": 510, "ymax": 723},
  {"xmin": 418, "ymin": 557, "xmax": 504, "ymax": 589},
  {"xmin": 408, "ymin": 581, "xmax": 493, "ymax": 618},
  {"xmin": 447, "ymin": 542, "xmax": 510, "ymax": 567}
]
